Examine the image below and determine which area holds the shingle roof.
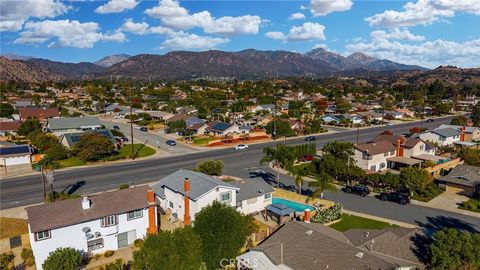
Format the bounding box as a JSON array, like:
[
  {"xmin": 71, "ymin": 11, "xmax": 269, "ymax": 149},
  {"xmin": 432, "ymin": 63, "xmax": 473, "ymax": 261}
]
[
  {"xmin": 48, "ymin": 117, "xmax": 101, "ymax": 130},
  {"xmin": 403, "ymin": 138, "xmax": 421, "ymax": 148},
  {"xmin": 230, "ymin": 179, "xmax": 274, "ymax": 202},
  {"xmin": 61, "ymin": 129, "xmax": 116, "ymax": 148},
  {"xmin": 27, "ymin": 185, "xmax": 151, "ymax": 233},
  {"xmin": 438, "ymin": 164, "xmax": 480, "ymax": 188},
  {"xmin": 186, "ymin": 116, "xmax": 206, "ymax": 127},
  {"xmin": 18, "ymin": 108, "xmax": 59, "ymax": 120},
  {"xmin": 438, "ymin": 124, "xmax": 478, "ymax": 134},
  {"xmin": 373, "ymin": 134, "xmax": 405, "ymax": 145},
  {"xmin": 152, "ymin": 170, "xmax": 238, "ymax": 201},
  {"xmin": 0, "ymin": 145, "xmax": 31, "ymax": 157},
  {"xmin": 0, "ymin": 121, "xmax": 22, "ymax": 132},
  {"xmin": 355, "ymin": 140, "xmax": 396, "ymax": 156},
  {"xmin": 252, "ymin": 222, "xmax": 396, "ymax": 270},
  {"xmin": 432, "ymin": 128, "xmax": 461, "ymax": 138}
]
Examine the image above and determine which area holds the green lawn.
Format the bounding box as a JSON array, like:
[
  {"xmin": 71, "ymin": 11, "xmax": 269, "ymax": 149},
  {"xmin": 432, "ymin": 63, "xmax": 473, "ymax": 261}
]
[
  {"xmin": 329, "ymin": 214, "xmax": 399, "ymax": 232},
  {"xmin": 118, "ymin": 144, "xmax": 156, "ymax": 158},
  {"xmin": 193, "ymin": 137, "xmax": 217, "ymax": 145},
  {"xmin": 58, "ymin": 157, "xmax": 87, "ymax": 168},
  {"xmin": 459, "ymin": 198, "xmax": 480, "ymax": 213}
]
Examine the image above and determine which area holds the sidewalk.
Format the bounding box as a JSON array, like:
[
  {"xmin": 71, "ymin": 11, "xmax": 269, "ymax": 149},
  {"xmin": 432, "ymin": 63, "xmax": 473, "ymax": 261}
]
[{"xmin": 0, "ymin": 164, "xmax": 33, "ymax": 179}]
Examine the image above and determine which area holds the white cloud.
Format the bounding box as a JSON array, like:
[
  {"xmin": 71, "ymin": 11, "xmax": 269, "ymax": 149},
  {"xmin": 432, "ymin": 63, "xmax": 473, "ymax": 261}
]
[
  {"xmin": 366, "ymin": 0, "xmax": 480, "ymax": 28},
  {"xmin": 95, "ymin": 0, "xmax": 138, "ymax": 14},
  {"xmin": 121, "ymin": 18, "xmax": 150, "ymax": 35},
  {"xmin": 371, "ymin": 29, "xmax": 425, "ymax": 41},
  {"xmin": 145, "ymin": 0, "xmax": 261, "ymax": 35},
  {"xmin": 309, "ymin": 0, "xmax": 353, "ymax": 16},
  {"xmin": 345, "ymin": 37, "xmax": 480, "ymax": 68},
  {"xmin": 265, "ymin": 31, "xmax": 286, "ymax": 40},
  {"xmin": 267, "ymin": 22, "xmax": 326, "ymax": 42},
  {"xmin": 161, "ymin": 32, "xmax": 229, "ymax": 50},
  {"xmin": 0, "ymin": 0, "xmax": 70, "ymax": 32},
  {"xmin": 14, "ymin": 20, "xmax": 125, "ymax": 48},
  {"xmin": 289, "ymin": 13, "xmax": 306, "ymax": 20}
]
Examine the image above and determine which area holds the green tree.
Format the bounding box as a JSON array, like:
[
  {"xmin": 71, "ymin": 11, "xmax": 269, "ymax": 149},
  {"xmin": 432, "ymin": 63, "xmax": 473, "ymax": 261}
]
[
  {"xmin": 261, "ymin": 144, "xmax": 295, "ymax": 187},
  {"xmin": 450, "ymin": 115, "xmax": 468, "ymax": 126},
  {"xmin": 399, "ymin": 167, "xmax": 431, "ymax": 194},
  {"xmin": 28, "ymin": 131, "xmax": 59, "ymax": 153},
  {"xmin": 0, "ymin": 103, "xmax": 14, "ymax": 118},
  {"xmin": 289, "ymin": 165, "xmax": 308, "ymax": 194},
  {"xmin": 471, "ymin": 103, "xmax": 480, "ymax": 127},
  {"xmin": 193, "ymin": 201, "xmax": 256, "ymax": 270},
  {"xmin": 265, "ymin": 120, "xmax": 295, "ymax": 139},
  {"xmin": 336, "ymin": 99, "xmax": 352, "ymax": 113},
  {"xmin": 167, "ymin": 120, "xmax": 187, "ymax": 133},
  {"xmin": 42, "ymin": 247, "xmax": 83, "ymax": 270},
  {"xmin": 435, "ymin": 103, "xmax": 453, "ymax": 115},
  {"xmin": 322, "ymin": 141, "xmax": 354, "ymax": 161},
  {"xmin": 17, "ymin": 118, "xmax": 42, "ymax": 136},
  {"xmin": 132, "ymin": 227, "xmax": 203, "ymax": 270},
  {"xmin": 458, "ymin": 148, "xmax": 480, "ymax": 166},
  {"xmin": 429, "ymin": 228, "xmax": 480, "ymax": 270},
  {"xmin": 194, "ymin": 160, "xmax": 224, "ymax": 176},
  {"xmin": 307, "ymin": 170, "xmax": 336, "ymax": 201},
  {"xmin": 72, "ymin": 133, "xmax": 115, "ymax": 161},
  {"xmin": 44, "ymin": 143, "xmax": 69, "ymax": 160}
]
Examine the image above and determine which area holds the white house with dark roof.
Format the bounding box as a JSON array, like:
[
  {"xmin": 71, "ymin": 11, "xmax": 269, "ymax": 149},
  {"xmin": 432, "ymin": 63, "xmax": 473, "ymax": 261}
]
[
  {"xmin": 26, "ymin": 186, "xmax": 158, "ymax": 270},
  {"xmin": 0, "ymin": 144, "xmax": 32, "ymax": 166},
  {"xmin": 419, "ymin": 128, "xmax": 461, "ymax": 146},
  {"xmin": 231, "ymin": 178, "xmax": 274, "ymax": 215}
]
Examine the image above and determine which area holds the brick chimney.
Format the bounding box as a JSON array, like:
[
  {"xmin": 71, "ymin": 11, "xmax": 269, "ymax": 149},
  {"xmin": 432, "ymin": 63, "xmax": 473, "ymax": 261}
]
[
  {"xmin": 304, "ymin": 209, "xmax": 311, "ymax": 223},
  {"xmin": 460, "ymin": 126, "xmax": 466, "ymax": 142},
  {"xmin": 396, "ymin": 139, "xmax": 404, "ymax": 157},
  {"xmin": 147, "ymin": 189, "xmax": 157, "ymax": 234},
  {"xmin": 184, "ymin": 178, "xmax": 191, "ymax": 226}
]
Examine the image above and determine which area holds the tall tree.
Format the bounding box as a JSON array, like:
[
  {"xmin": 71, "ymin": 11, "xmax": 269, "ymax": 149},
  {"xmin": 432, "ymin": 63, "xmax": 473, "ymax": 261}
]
[
  {"xmin": 72, "ymin": 133, "xmax": 115, "ymax": 161},
  {"xmin": 193, "ymin": 201, "xmax": 256, "ymax": 270},
  {"xmin": 17, "ymin": 118, "xmax": 42, "ymax": 136},
  {"xmin": 307, "ymin": 171, "xmax": 336, "ymax": 201},
  {"xmin": 471, "ymin": 103, "xmax": 480, "ymax": 127},
  {"xmin": 261, "ymin": 144, "xmax": 295, "ymax": 187},
  {"xmin": 132, "ymin": 227, "xmax": 203, "ymax": 270},
  {"xmin": 450, "ymin": 115, "xmax": 468, "ymax": 126},
  {"xmin": 0, "ymin": 103, "xmax": 14, "ymax": 118}
]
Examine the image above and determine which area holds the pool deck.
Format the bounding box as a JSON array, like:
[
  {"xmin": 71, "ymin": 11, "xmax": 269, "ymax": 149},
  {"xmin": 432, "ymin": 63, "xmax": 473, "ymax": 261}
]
[{"xmin": 273, "ymin": 188, "xmax": 335, "ymax": 210}]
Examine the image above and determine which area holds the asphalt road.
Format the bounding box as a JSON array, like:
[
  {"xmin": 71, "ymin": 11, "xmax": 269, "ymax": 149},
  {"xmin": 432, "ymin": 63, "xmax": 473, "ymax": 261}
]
[{"xmin": 2, "ymin": 116, "xmax": 479, "ymax": 232}]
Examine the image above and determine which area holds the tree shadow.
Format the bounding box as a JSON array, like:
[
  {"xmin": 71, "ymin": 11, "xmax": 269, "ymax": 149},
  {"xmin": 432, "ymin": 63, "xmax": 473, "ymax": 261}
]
[
  {"xmin": 410, "ymin": 231, "xmax": 433, "ymax": 265},
  {"xmin": 62, "ymin": 181, "xmax": 86, "ymax": 195},
  {"xmin": 415, "ymin": 215, "xmax": 479, "ymax": 234},
  {"xmin": 248, "ymin": 171, "xmax": 285, "ymax": 188}
]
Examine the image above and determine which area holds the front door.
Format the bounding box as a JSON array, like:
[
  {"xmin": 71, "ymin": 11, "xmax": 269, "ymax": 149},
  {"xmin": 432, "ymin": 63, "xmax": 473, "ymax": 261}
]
[{"xmin": 117, "ymin": 232, "xmax": 128, "ymax": 248}]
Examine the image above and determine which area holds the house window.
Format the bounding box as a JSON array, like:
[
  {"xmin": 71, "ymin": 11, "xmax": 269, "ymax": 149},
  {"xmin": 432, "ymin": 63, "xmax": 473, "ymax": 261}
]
[
  {"xmin": 127, "ymin": 209, "xmax": 143, "ymax": 220},
  {"xmin": 420, "ymin": 145, "xmax": 424, "ymax": 151},
  {"xmin": 384, "ymin": 152, "xmax": 389, "ymax": 157},
  {"xmin": 169, "ymin": 201, "xmax": 174, "ymax": 208},
  {"xmin": 87, "ymin": 238, "xmax": 104, "ymax": 251},
  {"xmin": 264, "ymin": 193, "xmax": 272, "ymax": 199},
  {"xmin": 34, "ymin": 230, "xmax": 51, "ymax": 241},
  {"xmin": 379, "ymin": 162, "xmax": 386, "ymax": 169},
  {"xmin": 440, "ymin": 136, "xmax": 446, "ymax": 141},
  {"xmin": 101, "ymin": 215, "xmax": 117, "ymax": 227},
  {"xmin": 220, "ymin": 192, "xmax": 231, "ymax": 202}
]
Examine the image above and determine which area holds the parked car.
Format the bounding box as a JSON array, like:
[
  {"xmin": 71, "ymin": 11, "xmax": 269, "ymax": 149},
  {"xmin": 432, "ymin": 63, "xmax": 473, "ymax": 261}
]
[
  {"xmin": 285, "ymin": 185, "xmax": 299, "ymax": 193},
  {"xmin": 299, "ymin": 154, "xmax": 314, "ymax": 162},
  {"xmin": 120, "ymin": 137, "xmax": 128, "ymax": 142},
  {"xmin": 113, "ymin": 125, "xmax": 120, "ymax": 130},
  {"xmin": 305, "ymin": 136, "xmax": 316, "ymax": 141},
  {"xmin": 234, "ymin": 144, "xmax": 248, "ymax": 150},
  {"xmin": 379, "ymin": 192, "xmax": 410, "ymax": 205},
  {"xmin": 140, "ymin": 127, "xmax": 148, "ymax": 132},
  {"xmin": 134, "ymin": 125, "xmax": 142, "ymax": 130},
  {"xmin": 166, "ymin": 140, "xmax": 176, "ymax": 146},
  {"xmin": 386, "ymin": 122, "xmax": 394, "ymax": 126},
  {"xmin": 426, "ymin": 118, "xmax": 434, "ymax": 123},
  {"xmin": 344, "ymin": 185, "xmax": 370, "ymax": 197}
]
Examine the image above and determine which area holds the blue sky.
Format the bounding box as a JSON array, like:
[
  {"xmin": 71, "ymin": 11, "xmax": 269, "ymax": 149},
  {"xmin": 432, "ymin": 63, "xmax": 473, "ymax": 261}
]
[{"xmin": 1, "ymin": 0, "xmax": 479, "ymax": 68}]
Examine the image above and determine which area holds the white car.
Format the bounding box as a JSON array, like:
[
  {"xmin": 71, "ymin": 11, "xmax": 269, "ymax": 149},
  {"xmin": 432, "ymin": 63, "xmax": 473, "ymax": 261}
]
[
  {"xmin": 386, "ymin": 122, "xmax": 394, "ymax": 126},
  {"xmin": 234, "ymin": 144, "xmax": 248, "ymax": 150}
]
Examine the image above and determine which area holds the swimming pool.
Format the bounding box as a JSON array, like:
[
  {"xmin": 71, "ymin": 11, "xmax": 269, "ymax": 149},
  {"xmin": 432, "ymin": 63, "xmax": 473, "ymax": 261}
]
[{"xmin": 272, "ymin": 198, "xmax": 315, "ymax": 212}]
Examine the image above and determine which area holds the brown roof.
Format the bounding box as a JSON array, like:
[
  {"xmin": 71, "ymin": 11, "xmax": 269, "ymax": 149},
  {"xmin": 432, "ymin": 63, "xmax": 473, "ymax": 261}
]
[
  {"xmin": 27, "ymin": 185, "xmax": 151, "ymax": 233},
  {"xmin": 0, "ymin": 121, "xmax": 22, "ymax": 132},
  {"xmin": 373, "ymin": 134, "xmax": 406, "ymax": 145},
  {"xmin": 18, "ymin": 108, "xmax": 59, "ymax": 120},
  {"xmin": 403, "ymin": 138, "xmax": 421, "ymax": 148},
  {"xmin": 355, "ymin": 140, "xmax": 396, "ymax": 156},
  {"xmin": 166, "ymin": 113, "xmax": 189, "ymax": 122},
  {"xmin": 253, "ymin": 221, "xmax": 395, "ymax": 270}
]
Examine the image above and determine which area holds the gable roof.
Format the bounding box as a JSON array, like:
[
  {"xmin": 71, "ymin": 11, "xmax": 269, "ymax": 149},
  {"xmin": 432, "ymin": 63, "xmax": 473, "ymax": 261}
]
[
  {"xmin": 48, "ymin": 117, "xmax": 101, "ymax": 130},
  {"xmin": 355, "ymin": 140, "xmax": 396, "ymax": 156},
  {"xmin": 18, "ymin": 108, "xmax": 59, "ymax": 120},
  {"xmin": 0, "ymin": 121, "xmax": 22, "ymax": 132},
  {"xmin": 438, "ymin": 164, "xmax": 480, "ymax": 188},
  {"xmin": 61, "ymin": 129, "xmax": 116, "ymax": 148},
  {"xmin": 403, "ymin": 138, "xmax": 422, "ymax": 148},
  {"xmin": 431, "ymin": 128, "xmax": 461, "ymax": 138},
  {"xmin": 27, "ymin": 185, "xmax": 151, "ymax": 233},
  {"xmin": 438, "ymin": 124, "xmax": 478, "ymax": 134},
  {"xmin": 186, "ymin": 116, "xmax": 206, "ymax": 127},
  {"xmin": 372, "ymin": 134, "xmax": 406, "ymax": 145},
  {"xmin": 208, "ymin": 122, "xmax": 234, "ymax": 132},
  {"xmin": 0, "ymin": 145, "xmax": 31, "ymax": 157},
  {"xmin": 230, "ymin": 179, "xmax": 274, "ymax": 202},
  {"xmin": 152, "ymin": 169, "xmax": 238, "ymax": 201}
]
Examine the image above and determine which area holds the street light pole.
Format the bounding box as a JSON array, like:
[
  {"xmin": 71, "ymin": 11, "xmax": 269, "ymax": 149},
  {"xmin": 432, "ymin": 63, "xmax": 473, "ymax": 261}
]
[{"xmin": 130, "ymin": 87, "xmax": 135, "ymax": 160}]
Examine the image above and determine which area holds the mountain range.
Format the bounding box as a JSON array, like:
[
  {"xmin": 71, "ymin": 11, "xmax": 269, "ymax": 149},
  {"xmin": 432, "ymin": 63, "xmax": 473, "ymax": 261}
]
[{"xmin": 1, "ymin": 49, "xmax": 428, "ymax": 82}]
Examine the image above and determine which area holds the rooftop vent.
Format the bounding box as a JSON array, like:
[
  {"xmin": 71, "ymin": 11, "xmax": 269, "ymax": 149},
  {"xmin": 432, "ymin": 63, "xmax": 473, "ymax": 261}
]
[
  {"xmin": 258, "ymin": 189, "xmax": 264, "ymax": 194},
  {"xmin": 82, "ymin": 197, "xmax": 91, "ymax": 210},
  {"xmin": 355, "ymin": 252, "xmax": 364, "ymax": 259},
  {"xmin": 306, "ymin": 230, "xmax": 313, "ymax": 236},
  {"xmin": 81, "ymin": 227, "xmax": 90, "ymax": 233}
]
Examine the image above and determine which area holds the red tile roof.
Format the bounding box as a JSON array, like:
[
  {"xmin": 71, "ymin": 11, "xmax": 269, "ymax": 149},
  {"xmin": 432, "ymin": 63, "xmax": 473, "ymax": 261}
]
[
  {"xmin": 0, "ymin": 121, "xmax": 22, "ymax": 132},
  {"xmin": 18, "ymin": 108, "xmax": 59, "ymax": 120}
]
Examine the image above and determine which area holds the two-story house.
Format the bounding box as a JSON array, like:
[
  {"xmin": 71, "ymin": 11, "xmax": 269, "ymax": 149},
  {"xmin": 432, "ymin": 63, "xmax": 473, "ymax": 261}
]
[
  {"xmin": 354, "ymin": 140, "xmax": 397, "ymax": 172},
  {"xmin": 26, "ymin": 186, "xmax": 157, "ymax": 269},
  {"xmin": 438, "ymin": 124, "xmax": 480, "ymax": 142},
  {"xmin": 419, "ymin": 128, "xmax": 461, "ymax": 146}
]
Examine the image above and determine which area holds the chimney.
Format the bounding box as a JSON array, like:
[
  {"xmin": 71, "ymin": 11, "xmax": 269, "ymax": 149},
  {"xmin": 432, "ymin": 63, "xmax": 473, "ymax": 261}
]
[
  {"xmin": 147, "ymin": 190, "xmax": 157, "ymax": 234},
  {"xmin": 460, "ymin": 126, "xmax": 465, "ymax": 142},
  {"xmin": 81, "ymin": 197, "xmax": 91, "ymax": 210},
  {"xmin": 184, "ymin": 178, "xmax": 191, "ymax": 226},
  {"xmin": 396, "ymin": 139, "xmax": 403, "ymax": 157},
  {"xmin": 304, "ymin": 209, "xmax": 311, "ymax": 223}
]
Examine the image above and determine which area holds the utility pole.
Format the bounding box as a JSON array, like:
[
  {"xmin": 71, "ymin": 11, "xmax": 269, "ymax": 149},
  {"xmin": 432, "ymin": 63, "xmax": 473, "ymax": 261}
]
[
  {"xmin": 130, "ymin": 87, "xmax": 135, "ymax": 160},
  {"xmin": 40, "ymin": 166, "xmax": 46, "ymax": 202},
  {"xmin": 356, "ymin": 126, "xmax": 360, "ymax": 145}
]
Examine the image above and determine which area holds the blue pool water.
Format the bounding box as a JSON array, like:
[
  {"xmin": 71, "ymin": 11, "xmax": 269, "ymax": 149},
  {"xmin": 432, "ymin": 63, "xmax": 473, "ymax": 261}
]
[{"xmin": 272, "ymin": 198, "xmax": 315, "ymax": 212}]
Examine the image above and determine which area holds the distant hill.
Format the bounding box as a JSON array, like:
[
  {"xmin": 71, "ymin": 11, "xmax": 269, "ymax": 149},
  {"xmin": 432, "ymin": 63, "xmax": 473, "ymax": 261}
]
[
  {"xmin": 94, "ymin": 54, "xmax": 131, "ymax": 67},
  {"xmin": 0, "ymin": 57, "xmax": 65, "ymax": 82},
  {"xmin": 1, "ymin": 53, "xmax": 33, "ymax": 61}
]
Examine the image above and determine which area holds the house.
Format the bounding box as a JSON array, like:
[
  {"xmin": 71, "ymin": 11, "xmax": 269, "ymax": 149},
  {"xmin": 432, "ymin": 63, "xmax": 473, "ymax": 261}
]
[
  {"xmin": 419, "ymin": 128, "xmax": 461, "ymax": 146},
  {"xmin": 384, "ymin": 110, "xmax": 404, "ymax": 119},
  {"xmin": 206, "ymin": 122, "xmax": 239, "ymax": 136},
  {"xmin": 152, "ymin": 170, "xmax": 240, "ymax": 224},
  {"xmin": 395, "ymin": 108, "xmax": 415, "ymax": 118},
  {"xmin": 321, "ymin": 114, "xmax": 345, "ymax": 124},
  {"xmin": 0, "ymin": 144, "xmax": 32, "ymax": 166},
  {"xmin": 187, "ymin": 123, "xmax": 208, "ymax": 135},
  {"xmin": 185, "ymin": 116, "xmax": 206, "ymax": 127},
  {"xmin": 438, "ymin": 124, "xmax": 480, "ymax": 142},
  {"xmin": 288, "ymin": 120, "xmax": 306, "ymax": 135},
  {"xmin": 47, "ymin": 117, "xmax": 102, "ymax": 135},
  {"xmin": 230, "ymin": 178, "xmax": 274, "ymax": 215},
  {"xmin": 355, "ymin": 111, "xmax": 384, "ymax": 123},
  {"xmin": 347, "ymin": 114, "xmax": 365, "ymax": 124},
  {"xmin": 60, "ymin": 129, "xmax": 118, "ymax": 149},
  {"xmin": 164, "ymin": 113, "xmax": 189, "ymax": 124},
  {"xmin": 0, "ymin": 121, "xmax": 22, "ymax": 136},
  {"xmin": 354, "ymin": 140, "xmax": 397, "ymax": 172},
  {"xmin": 13, "ymin": 100, "xmax": 32, "ymax": 109},
  {"xmin": 27, "ymin": 185, "xmax": 158, "ymax": 270},
  {"xmin": 18, "ymin": 108, "xmax": 59, "ymax": 122},
  {"xmin": 437, "ymin": 164, "xmax": 480, "ymax": 197},
  {"xmin": 238, "ymin": 221, "xmax": 423, "ymax": 270},
  {"xmin": 251, "ymin": 104, "xmax": 276, "ymax": 113},
  {"xmin": 140, "ymin": 111, "xmax": 174, "ymax": 121}
]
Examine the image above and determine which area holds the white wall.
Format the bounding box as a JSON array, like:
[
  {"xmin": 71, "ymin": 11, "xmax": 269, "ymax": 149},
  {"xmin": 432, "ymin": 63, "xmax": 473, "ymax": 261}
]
[
  {"xmin": 0, "ymin": 155, "xmax": 31, "ymax": 166},
  {"xmin": 354, "ymin": 149, "xmax": 393, "ymax": 172},
  {"xmin": 30, "ymin": 208, "xmax": 151, "ymax": 270},
  {"xmin": 419, "ymin": 132, "xmax": 460, "ymax": 146},
  {"xmin": 237, "ymin": 193, "xmax": 272, "ymax": 215}
]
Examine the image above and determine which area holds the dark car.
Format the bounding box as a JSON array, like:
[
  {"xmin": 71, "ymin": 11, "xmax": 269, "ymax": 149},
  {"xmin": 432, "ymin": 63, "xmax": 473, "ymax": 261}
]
[
  {"xmin": 305, "ymin": 136, "xmax": 316, "ymax": 141},
  {"xmin": 166, "ymin": 140, "xmax": 176, "ymax": 146},
  {"xmin": 426, "ymin": 119, "xmax": 434, "ymax": 123},
  {"xmin": 344, "ymin": 185, "xmax": 370, "ymax": 197},
  {"xmin": 113, "ymin": 125, "xmax": 120, "ymax": 130},
  {"xmin": 120, "ymin": 137, "xmax": 128, "ymax": 142},
  {"xmin": 140, "ymin": 127, "xmax": 148, "ymax": 132},
  {"xmin": 379, "ymin": 192, "xmax": 410, "ymax": 205},
  {"xmin": 285, "ymin": 185, "xmax": 299, "ymax": 193}
]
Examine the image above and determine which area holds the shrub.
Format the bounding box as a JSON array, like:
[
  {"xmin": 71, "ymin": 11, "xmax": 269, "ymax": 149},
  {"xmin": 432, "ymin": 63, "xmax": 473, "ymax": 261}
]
[
  {"xmin": 134, "ymin": 238, "xmax": 144, "ymax": 248},
  {"xmin": 104, "ymin": 250, "xmax": 115, "ymax": 258},
  {"xmin": 194, "ymin": 160, "xmax": 224, "ymax": 176},
  {"xmin": 21, "ymin": 248, "xmax": 35, "ymax": 266},
  {"xmin": 459, "ymin": 199, "xmax": 480, "ymax": 213},
  {"xmin": 0, "ymin": 252, "xmax": 15, "ymax": 270},
  {"xmin": 42, "ymin": 247, "xmax": 83, "ymax": 270},
  {"xmin": 119, "ymin": 184, "xmax": 129, "ymax": 190},
  {"xmin": 311, "ymin": 203, "xmax": 343, "ymax": 224},
  {"xmin": 101, "ymin": 259, "xmax": 124, "ymax": 270}
]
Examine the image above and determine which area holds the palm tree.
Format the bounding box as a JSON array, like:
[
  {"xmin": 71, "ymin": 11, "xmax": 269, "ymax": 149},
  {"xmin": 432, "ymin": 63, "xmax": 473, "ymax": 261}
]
[
  {"xmin": 289, "ymin": 166, "xmax": 306, "ymax": 194},
  {"xmin": 307, "ymin": 171, "xmax": 337, "ymax": 203},
  {"xmin": 260, "ymin": 144, "xmax": 294, "ymax": 187}
]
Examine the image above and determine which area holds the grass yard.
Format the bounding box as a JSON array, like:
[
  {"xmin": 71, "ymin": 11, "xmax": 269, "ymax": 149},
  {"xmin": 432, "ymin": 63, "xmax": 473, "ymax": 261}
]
[
  {"xmin": 329, "ymin": 214, "xmax": 399, "ymax": 232},
  {"xmin": 0, "ymin": 218, "xmax": 28, "ymax": 239},
  {"xmin": 193, "ymin": 137, "xmax": 217, "ymax": 146},
  {"xmin": 118, "ymin": 144, "xmax": 156, "ymax": 159},
  {"xmin": 58, "ymin": 157, "xmax": 87, "ymax": 168},
  {"xmin": 459, "ymin": 198, "xmax": 480, "ymax": 213}
]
